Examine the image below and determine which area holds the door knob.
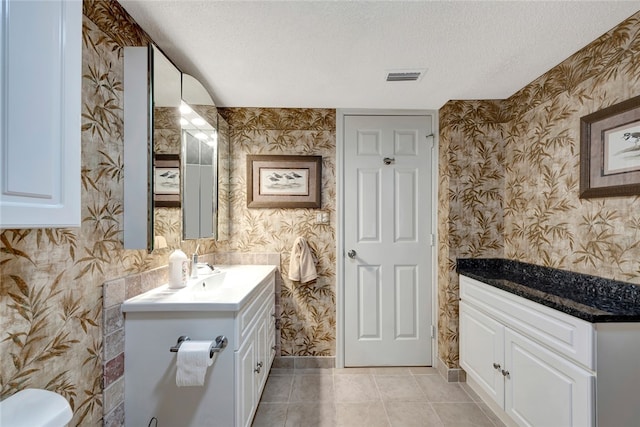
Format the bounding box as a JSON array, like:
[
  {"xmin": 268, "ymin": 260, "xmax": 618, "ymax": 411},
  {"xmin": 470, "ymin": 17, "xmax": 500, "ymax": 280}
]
[{"xmin": 347, "ymin": 249, "xmax": 356, "ymax": 259}]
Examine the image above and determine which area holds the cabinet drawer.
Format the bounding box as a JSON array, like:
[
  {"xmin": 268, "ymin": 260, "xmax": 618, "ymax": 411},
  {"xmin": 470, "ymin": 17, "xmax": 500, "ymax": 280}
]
[
  {"xmin": 239, "ymin": 275, "xmax": 275, "ymax": 345},
  {"xmin": 460, "ymin": 275, "xmax": 594, "ymax": 369}
]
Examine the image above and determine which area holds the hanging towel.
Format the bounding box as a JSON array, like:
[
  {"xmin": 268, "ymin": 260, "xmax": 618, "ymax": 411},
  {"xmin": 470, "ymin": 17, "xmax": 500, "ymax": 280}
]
[{"xmin": 288, "ymin": 237, "xmax": 318, "ymax": 283}]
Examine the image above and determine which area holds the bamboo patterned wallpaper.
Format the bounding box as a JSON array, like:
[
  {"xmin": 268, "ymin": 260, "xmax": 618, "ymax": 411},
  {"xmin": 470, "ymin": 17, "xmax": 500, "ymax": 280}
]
[
  {"xmin": 1, "ymin": 3, "xmax": 639, "ymax": 424},
  {"xmin": 219, "ymin": 108, "xmax": 337, "ymax": 356},
  {"xmin": 438, "ymin": 10, "xmax": 640, "ymax": 368}
]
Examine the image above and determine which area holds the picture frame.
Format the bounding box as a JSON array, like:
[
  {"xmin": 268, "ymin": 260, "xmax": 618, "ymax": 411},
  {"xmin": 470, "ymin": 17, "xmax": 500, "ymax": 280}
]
[
  {"xmin": 247, "ymin": 155, "xmax": 322, "ymax": 208},
  {"xmin": 154, "ymin": 154, "xmax": 181, "ymax": 207},
  {"xmin": 580, "ymin": 94, "xmax": 640, "ymax": 198}
]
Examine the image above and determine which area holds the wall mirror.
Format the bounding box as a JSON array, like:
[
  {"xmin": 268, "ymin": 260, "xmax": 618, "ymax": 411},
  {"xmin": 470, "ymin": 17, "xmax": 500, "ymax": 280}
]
[
  {"xmin": 181, "ymin": 74, "xmax": 223, "ymax": 240},
  {"xmin": 180, "ymin": 101, "xmax": 216, "ymax": 239},
  {"xmin": 124, "ymin": 44, "xmax": 229, "ymax": 251}
]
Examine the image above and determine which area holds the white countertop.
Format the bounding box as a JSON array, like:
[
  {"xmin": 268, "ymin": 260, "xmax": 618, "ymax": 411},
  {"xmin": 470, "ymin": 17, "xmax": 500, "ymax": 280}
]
[{"xmin": 121, "ymin": 265, "xmax": 277, "ymax": 312}]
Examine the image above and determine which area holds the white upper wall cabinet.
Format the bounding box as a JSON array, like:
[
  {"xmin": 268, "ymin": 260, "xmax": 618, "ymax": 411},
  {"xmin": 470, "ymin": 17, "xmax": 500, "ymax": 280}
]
[{"xmin": 0, "ymin": 0, "xmax": 82, "ymax": 228}]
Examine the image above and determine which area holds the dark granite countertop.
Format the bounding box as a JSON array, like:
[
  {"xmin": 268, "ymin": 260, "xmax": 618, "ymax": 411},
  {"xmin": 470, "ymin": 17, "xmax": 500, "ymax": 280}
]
[{"xmin": 456, "ymin": 258, "xmax": 640, "ymax": 323}]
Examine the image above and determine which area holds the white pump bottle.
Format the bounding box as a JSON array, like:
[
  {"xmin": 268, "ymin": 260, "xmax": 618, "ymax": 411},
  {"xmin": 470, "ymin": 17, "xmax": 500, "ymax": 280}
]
[{"xmin": 168, "ymin": 249, "xmax": 189, "ymax": 288}]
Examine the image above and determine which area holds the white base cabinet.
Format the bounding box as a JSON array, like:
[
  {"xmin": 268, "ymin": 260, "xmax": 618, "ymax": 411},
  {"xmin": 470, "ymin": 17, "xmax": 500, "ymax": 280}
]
[{"xmin": 460, "ymin": 275, "xmax": 640, "ymax": 427}]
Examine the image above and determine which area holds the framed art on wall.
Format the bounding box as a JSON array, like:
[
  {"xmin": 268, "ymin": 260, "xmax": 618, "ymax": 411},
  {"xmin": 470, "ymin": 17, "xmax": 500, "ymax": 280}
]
[
  {"xmin": 580, "ymin": 94, "xmax": 640, "ymax": 198},
  {"xmin": 154, "ymin": 154, "xmax": 181, "ymax": 207},
  {"xmin": 247, "ymin": 155, "xmax": 322, "ymax": 208}
]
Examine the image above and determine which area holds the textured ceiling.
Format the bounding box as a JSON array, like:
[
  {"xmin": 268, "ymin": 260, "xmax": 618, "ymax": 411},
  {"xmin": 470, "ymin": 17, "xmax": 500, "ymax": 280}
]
[{"xmin": 118, "ymin": 1, "xmax": 639, "ymax": 109}]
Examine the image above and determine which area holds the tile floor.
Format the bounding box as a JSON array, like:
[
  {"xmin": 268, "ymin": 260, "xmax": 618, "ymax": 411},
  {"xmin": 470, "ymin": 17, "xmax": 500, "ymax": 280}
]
[{"xmin": 252, "ymin": 367, "xmax": 506, "ymax": 427}]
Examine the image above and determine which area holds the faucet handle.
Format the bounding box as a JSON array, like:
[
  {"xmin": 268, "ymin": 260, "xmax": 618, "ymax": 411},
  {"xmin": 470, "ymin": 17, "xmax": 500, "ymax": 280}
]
[{"xmin": 196, "ymin": 262, "xmax": 215, "ymax": 273}]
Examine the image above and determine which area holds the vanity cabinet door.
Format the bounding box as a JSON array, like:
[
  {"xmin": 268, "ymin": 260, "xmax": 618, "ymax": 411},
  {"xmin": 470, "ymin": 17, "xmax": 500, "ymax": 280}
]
[
  {"xmin": 504, "ymin": 329, "xmax": 594, "ymax": 427},
  {"xmin": 236, "ymin": 286, "xmax": 275, "ymax": 427},
  {"xmin": 459, "ymin": 301, "xmax": 505, "ymax": 406},
  {"xmin": 236, "ymin": 332, "xmax": 257, "ymax": 427},
  {"xmin": 267, "ymin": 302, "xmax": 277, "ymax": 367},
  {"xmin": 255, "ymin": 306, "xmax": 269, "ymax": 394},
  {"xmin": 0, "ymin": 0, "xmax": 81, "ymax": 228}
]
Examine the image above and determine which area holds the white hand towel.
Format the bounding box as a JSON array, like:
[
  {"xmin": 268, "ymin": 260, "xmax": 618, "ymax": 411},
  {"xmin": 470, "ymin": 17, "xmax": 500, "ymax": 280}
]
[
  {"xmin": 176, "ymin": 340, "xmax": 214, "ymax": 387},
  {"xmin": 288, "ymin": 236, "xmax": 318, "ymax": 283}
]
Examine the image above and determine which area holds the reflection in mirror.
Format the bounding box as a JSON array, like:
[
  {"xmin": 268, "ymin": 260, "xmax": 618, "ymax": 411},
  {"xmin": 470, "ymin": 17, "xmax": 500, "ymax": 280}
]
[
  {"xmin": 181, "ymin": 74, "xmax": 228, "ymax": 240},
  {"xmin": 181, "ymin": 103, "xmax": 217, "ymax": 239},
  {"xmin": 151, "ymin": 45, "xmax": 182, "ymax": 251}
]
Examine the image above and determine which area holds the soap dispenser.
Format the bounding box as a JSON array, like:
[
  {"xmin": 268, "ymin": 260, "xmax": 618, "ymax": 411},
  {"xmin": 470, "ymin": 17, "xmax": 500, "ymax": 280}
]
[{"xmin": 168, "ymin": 249, "xmax": 188, "ymax": 288}]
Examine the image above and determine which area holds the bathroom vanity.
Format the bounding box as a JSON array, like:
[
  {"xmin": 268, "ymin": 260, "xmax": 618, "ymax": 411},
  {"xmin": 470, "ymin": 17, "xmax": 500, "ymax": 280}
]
[
  {"xmin": 457, "ymin": 259, "xmax": 640, "ymax": 427},
  {"xmin": 121, "ymin": 265, "xmax": 277, "ymax": 427}
]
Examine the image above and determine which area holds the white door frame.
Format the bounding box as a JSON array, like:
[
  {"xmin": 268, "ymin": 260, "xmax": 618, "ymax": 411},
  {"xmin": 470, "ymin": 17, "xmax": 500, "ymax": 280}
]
[{"xmin": 336, "ymin": 109, "xmax": 439, "ymax": 368}]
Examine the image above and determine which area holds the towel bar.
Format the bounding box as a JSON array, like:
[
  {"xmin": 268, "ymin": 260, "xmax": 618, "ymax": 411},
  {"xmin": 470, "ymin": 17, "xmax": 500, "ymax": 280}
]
[{"xmin": 169, "ymin": 335, "xmax": 228, "ymax": 358}]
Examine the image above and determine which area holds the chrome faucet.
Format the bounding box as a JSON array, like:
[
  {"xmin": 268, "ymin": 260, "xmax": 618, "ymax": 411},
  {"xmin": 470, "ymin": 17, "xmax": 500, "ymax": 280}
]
[{"xmin": 190, "ymin": 244, "xmax": 200, "ymax": 278}]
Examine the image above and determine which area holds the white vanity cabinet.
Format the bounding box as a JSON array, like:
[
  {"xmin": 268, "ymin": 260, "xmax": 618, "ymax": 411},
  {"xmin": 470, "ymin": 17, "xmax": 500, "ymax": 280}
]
[
  {"xmin": 123, "ymin": 266, "xmax": 277, "ymax": 427},
  {"xmin": 460, "ymin": 274, "xmax": 640, "ymax": 427},
  {"xmin": 0, "ymin": 0, "xmax": 81, "ymax": 228}
]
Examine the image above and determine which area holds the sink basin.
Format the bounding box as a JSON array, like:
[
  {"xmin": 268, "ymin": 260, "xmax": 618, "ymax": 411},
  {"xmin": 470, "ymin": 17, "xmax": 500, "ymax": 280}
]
[
  {"xmin": 121, "ymin": 265, "xmax": 276, "ymax": 312},
  {"xmin": 192, "ymin": 270, "xmax": 227, "ymax": 292}
]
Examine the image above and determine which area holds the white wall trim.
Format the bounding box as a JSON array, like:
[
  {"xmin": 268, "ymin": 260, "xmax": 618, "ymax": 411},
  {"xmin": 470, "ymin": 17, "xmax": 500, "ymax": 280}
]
[{"xmin": 335, "ymin": 108, "xmax": 439, "ymax": 368}]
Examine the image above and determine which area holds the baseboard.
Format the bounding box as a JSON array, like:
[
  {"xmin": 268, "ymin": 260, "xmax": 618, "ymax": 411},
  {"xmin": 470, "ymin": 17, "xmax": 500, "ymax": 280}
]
[
  {"xmin": 273, "ymin": 356, "xmax": 335, "ymax": 370},
  {"xmin": 466, "ymin": 375, "xmax": 518, "ymax": 427},
  {"xmin": 435, "ymin": 357, "xmax": 465, "ymax": 382}
]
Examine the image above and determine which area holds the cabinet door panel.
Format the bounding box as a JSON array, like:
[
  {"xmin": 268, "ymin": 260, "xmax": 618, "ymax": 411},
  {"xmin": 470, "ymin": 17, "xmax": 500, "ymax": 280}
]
[
  {"xmin": 460, "ymin": 301, "xmax": 505, "ymax": 405},
  {"xmin": 505, "ymin": 329, "xmax": 594, "ymax": 427},
  {"xmin": 255, "ymin": 307, "xmax": 269, "ymax": 393},
  {"xmin": 1, "ymin": 0, "xmax": 81, "ymax": 227},
  {"xmin": 267, "ymin": 302, "xmax": 277, "ymax": 367},
  {"xmin": 236, "ymin": 336, "xmax": 256, "ymax": 427}
]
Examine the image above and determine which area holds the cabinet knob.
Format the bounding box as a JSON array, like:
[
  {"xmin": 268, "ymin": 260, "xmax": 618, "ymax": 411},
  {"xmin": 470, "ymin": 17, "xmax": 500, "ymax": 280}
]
[
  {"xmin": 254, "ymin": 366, "xmax": 261, "ymax": 374},
  {"xmin": 501, "ymin": 369, "xmax": 510, "ymax": 379},
  {"xmin": 492, "ymin": 363, "xmax": 501, "ymax": 370},
  {"xmin": 271, "ymin": 345, "xmax": 277, "ymax": 351},
  {"xmin": 257, "ymin": 361, "xmax": 263, "ymax": 368}
]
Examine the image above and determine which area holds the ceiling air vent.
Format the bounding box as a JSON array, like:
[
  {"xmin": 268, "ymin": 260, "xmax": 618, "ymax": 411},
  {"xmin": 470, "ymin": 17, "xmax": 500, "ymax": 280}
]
[{"xmin": 386, "ymin": 70, "xmax": 424, "ymax": 82}]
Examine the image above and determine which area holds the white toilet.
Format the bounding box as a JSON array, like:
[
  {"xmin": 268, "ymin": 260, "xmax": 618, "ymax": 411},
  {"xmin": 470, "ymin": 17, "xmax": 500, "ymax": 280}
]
[{"xmin": 0, "ymin": 388, "xmax": 73, "ymax": 427}]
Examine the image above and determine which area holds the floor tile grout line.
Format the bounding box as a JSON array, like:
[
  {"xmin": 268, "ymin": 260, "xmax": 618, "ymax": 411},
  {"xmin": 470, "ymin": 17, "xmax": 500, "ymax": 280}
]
[
  {"xmin": 371, "ymin": 374, "xmax": 393, "ymax": 427},
  {"xmin": 427, "ymin": 401, "xmax": 446, "ymax": 427}
]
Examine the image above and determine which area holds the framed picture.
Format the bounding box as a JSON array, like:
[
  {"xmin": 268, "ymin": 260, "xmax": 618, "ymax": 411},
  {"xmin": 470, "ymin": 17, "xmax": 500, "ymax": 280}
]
[
  {"xmin": 154, "ymin": 154, "xmax": 180, "ymax": 207},
  {"xmin": 580, "ymin": 94, "xmax": 640, "ymax": 198},
  {"xmin": 247, "ymin": 155, "xmax": 322, "ymax": 208}
]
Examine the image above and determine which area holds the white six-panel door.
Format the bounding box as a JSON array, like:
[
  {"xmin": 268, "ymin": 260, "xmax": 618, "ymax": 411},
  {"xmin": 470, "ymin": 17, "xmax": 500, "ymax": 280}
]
[{"xmin": 343, "ymin": 114, "xmax": 433, "ymax": 366}]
